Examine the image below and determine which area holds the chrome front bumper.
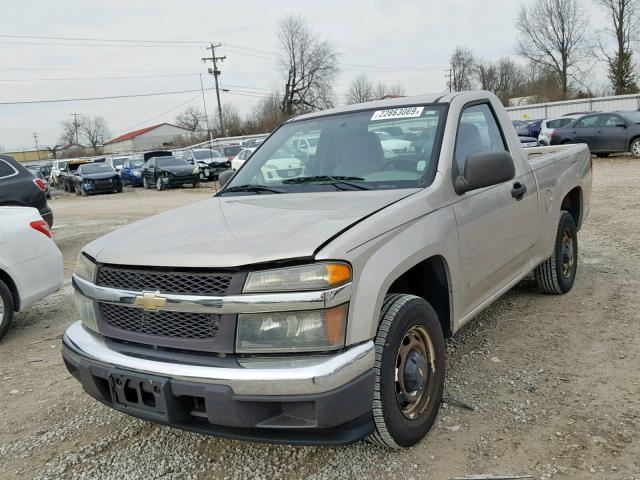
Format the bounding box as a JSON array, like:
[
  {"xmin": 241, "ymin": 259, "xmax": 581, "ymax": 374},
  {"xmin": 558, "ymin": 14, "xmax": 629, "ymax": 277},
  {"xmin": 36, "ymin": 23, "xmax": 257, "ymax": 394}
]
[{"xmin": 62, "ymin": 322, "xmax": 375, "ymax": 396}]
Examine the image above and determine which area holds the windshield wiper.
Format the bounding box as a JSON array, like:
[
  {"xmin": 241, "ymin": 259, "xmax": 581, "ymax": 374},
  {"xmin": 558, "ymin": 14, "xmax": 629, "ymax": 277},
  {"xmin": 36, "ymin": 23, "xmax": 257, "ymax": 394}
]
[
  {"xmin": 282, "ymin": 175, "xmax": 372, "ymax": 190},
  {"xmin": 222, "ymin": 184, "xmax": 285, "ymax": 194}
]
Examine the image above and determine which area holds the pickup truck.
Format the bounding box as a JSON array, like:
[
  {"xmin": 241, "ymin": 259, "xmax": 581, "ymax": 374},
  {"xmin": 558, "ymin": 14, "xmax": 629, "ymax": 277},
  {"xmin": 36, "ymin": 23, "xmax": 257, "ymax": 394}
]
[{"xmin": 62, "ymin": 91, "xmax": 591, "ymax": 449}]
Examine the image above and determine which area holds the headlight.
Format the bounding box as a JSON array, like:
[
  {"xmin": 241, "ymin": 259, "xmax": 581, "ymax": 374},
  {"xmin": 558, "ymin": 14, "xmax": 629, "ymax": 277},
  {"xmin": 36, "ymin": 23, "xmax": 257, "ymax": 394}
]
[
  {"xmin": 236, "ymin": 304, "xmax": 347, "ymax": 353},
  {"xmin": 133, "ymin": 171, "xmax": 142, "ymax": 177},
  {"xmin": 74, "ymin": 290, "xmax": 98, "ymax": 333},
  {"xmin": 243, "ymin": 263, "xmax": 351, "ymax": 293},
  {"xmin": 192, "ymin": 166, "xmax": 200, "ymax": 174},
  {"xmin": 74, "ymin": 253, "xmax": 96, "ymax": 281}
]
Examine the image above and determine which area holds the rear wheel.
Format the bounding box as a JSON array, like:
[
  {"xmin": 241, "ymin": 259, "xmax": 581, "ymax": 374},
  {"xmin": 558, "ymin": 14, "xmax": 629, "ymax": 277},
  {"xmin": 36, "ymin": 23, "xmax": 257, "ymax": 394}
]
[
  {"xmin": 156, "ymin": 178, "xmax": 164, "ymax": 191},
  {"xmin": 0, "ymin": 279, "xmax": 15, "ymax": 341},
  {"xmin": 368, "ymin": 294, "xmax": 446, "ymax": 449},
  {"xmin": 193, "ymin": 181, "xmax": 200, "ymax": 188},
  {"xmin": 534, "ymin": 210, "xmax": 578, "ymax": 294},
  {"xmin": 630, "ymin": 138, "xmax": 640, "ymax": 158}
]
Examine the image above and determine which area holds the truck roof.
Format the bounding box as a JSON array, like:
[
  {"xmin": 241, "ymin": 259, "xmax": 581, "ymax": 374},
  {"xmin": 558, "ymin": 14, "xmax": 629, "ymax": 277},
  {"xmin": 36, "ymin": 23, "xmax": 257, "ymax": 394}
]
[{"xmin": 291, "ymin": 92, "xmax": 462, "ymax": 122}]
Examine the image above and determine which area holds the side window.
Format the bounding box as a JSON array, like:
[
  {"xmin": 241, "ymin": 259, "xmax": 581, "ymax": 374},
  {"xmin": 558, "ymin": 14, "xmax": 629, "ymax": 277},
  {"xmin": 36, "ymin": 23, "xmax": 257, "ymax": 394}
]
[
  {"xmin": 600, "ymin": 114, "xmax": 624, "ymax": 127},
  {"xmin": 574, "ymin": 115, "xmax": 599, "ymax": 128},
  {"xmin": 0, "ymin": 159, "xmax": 18, "ymax": 178},
  {"xmin": 454, "ymin": 103, "xmax": 507, "ymax": 172}
]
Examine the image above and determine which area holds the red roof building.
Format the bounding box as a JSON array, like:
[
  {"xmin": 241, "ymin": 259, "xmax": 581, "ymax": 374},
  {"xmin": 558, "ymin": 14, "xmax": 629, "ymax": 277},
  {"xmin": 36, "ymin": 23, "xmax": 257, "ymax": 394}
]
[{"xmin": 103, "ymin": 123, "xmax": 193, "ymax": 153}]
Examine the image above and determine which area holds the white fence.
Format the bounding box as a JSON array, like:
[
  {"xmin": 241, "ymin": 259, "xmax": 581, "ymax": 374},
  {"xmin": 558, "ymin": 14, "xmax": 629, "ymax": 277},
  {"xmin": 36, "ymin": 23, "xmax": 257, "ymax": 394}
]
[{"xmin": 506, "ymin": 93, "xmax": 640, "ymax": 120}]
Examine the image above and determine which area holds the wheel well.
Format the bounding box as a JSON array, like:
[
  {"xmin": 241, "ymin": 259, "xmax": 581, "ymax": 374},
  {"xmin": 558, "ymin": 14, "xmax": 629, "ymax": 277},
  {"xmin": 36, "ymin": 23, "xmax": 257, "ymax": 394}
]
[
  {"xmin": 386, "ymin": 256, "xmax": 451, "ymax": 337},
  {"xmin": 0, "ymin": 269, "xmax": 20, "ymax": 311},
  {"xmin": 629, "ymin": 135, "xmax": 640, "ymax": 150},
  {"xmin": 561, "ymin": 187, "xmax": 582, "ymax": 230}
]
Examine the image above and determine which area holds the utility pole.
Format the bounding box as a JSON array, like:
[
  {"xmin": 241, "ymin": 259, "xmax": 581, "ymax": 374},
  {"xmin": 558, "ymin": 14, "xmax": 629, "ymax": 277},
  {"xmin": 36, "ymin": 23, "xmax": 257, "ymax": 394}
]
[
  {"xmin": 32, "ymin": 132, "xmax": 40, "ymax": 160},
  {"xmin": 199, "ymin": 73, "xmax": 213, "ymax": 147},
  {"xmin": 70, "ymin": 113, "xmax": 81, "ymax": 145},
  {"xmin": 445, "ymin": 69, "xmax": 453, "ymax": 93},
  {"xmin": 202, "ymin": 43, "xmax": 226, "ymax": 137}
]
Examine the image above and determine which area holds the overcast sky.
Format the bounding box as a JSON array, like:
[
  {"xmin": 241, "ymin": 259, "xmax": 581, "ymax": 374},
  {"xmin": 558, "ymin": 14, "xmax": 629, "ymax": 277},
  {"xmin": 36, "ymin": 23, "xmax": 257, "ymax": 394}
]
[{"xmin": 0, "ymin": 0, "xmax": 609, "ymax": 151}]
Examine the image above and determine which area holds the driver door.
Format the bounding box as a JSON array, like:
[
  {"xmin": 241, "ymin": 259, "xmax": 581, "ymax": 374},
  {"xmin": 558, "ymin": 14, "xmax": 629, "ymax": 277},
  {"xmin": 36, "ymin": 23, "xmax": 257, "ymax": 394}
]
[{"xmin": 451, "ymin": 102, "xmax": 538, "ymax": 319}]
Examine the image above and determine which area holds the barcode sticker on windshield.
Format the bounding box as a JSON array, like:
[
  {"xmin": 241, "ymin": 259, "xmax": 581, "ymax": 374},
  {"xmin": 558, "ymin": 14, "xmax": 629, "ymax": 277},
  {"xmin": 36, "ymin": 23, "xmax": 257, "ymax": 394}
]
[{"xmin": 371, "ymin": 106, "xmax": 424, "ymax": 121}]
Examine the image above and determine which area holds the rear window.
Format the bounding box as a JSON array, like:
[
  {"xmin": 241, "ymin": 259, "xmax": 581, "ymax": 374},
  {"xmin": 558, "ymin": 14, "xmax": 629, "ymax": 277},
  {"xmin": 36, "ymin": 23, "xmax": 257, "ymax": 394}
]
[
  {"xmin": 80, "ymin": 164, "xmax": 115, "ymax": 174},
  {"xmin": 157, "ymin": 157, "xmax": 187, "ymax": 167},
  {"xmin": 223, "ymin": 146, "xmax": 243, "ymax": 157},
  {"xmin": 0, "ymin": 159, "xmax": 18, "ymax": 178}
]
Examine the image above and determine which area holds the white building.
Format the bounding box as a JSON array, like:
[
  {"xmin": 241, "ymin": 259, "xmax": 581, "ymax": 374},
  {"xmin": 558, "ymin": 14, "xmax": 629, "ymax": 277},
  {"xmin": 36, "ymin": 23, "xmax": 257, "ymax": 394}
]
[{"xmin": 102, "ymin": 123, "xmax": 193, "ymax": 153}]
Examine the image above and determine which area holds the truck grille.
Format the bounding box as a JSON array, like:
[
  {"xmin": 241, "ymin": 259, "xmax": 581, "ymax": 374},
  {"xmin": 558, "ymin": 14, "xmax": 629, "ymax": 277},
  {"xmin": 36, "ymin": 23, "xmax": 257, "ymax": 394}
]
[
  {"xmin": 100, "ymin": 303, "xmax": 220, "ymax": 339},
  {"xmin": 96, "ymin": 266, "xmax": 232, "ymax": 296}
]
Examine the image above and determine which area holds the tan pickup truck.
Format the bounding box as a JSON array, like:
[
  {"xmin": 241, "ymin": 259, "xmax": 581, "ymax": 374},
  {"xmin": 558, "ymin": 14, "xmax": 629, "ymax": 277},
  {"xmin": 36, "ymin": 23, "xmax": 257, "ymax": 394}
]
[{"xmin": 63, "ymin": 91, "xmax": 591, "ymax": 448}]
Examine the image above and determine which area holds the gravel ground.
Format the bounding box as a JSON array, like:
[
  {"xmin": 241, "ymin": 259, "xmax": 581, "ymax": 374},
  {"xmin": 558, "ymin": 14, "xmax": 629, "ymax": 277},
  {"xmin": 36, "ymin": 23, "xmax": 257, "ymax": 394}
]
[{"xmin": 0, "ymin": 159, "xmax": 639, "ymax": 480}]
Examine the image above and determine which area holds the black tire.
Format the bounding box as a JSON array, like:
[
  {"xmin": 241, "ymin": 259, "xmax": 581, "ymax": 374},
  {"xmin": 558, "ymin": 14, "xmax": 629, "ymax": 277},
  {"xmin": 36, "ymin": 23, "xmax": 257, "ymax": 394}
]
[
  {"xmin": 193, "ymin": 181, "xmax": 200, "ymax": 188},
  {"xmin": 116, "ymin": 185, "xmax": 123, "ymax": 193},
  {"xmin": 156, "ymin": 178, "xmax": 164, "ymax": 191},
  {"xmin": 0, "ymin": 278, "xmax": 15, "ymax": 341},
  {"xmin": 63, "ymin": 182, "xmax": 68, "ymax": 192},
  {"xmin": 368, "ymin": 294, "xmax": 446, "ymax": 449},
  {"xmin": 630, "ymin": 138, "xmax": 640, "ymax": 158},
  {"xmin": 69, "ymin": 183, "xmax": 76, "ymax": 194},
  {"xmin": 143, "ymin": 177, "xmax": 149, "ymax": 189},
  {"xmin": 534, "ymin": 210, "xmax": 578, "ymax": 294}
]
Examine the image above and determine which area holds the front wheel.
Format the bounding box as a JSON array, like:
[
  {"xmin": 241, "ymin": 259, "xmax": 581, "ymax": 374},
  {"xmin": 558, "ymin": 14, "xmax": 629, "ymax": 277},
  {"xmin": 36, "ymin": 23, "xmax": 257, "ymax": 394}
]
[
  {"xmin": 193, "ymin": 181, "xmax": 200, "ymax": 188},
  {"xmin": 368, "ymin": 294, "xmax": 446, "ymax": 449},
  {"xmin": 0, "ymin": 278, "xmax": 15, "ymax": 341},
  {"xmin": 143, "ymin": 177, "xmax": 149, "ymax": 189},
  {"xmin": 156, "ymin": 178, "xmax": 164, "ymax": 191},
  {"xmin": 630, "ymin": 138, "xmax": 640, "ymax": 158},
  {"xmin": 534, "ymin": 210, "xmax": 578, "ymax": 294}
]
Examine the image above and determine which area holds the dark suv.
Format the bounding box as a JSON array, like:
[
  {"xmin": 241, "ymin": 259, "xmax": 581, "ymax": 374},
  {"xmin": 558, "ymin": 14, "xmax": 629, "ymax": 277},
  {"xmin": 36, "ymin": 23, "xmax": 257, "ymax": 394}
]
[{"xmin": 0, "ymin": 154, "xmax": 53, "ymax": 227}]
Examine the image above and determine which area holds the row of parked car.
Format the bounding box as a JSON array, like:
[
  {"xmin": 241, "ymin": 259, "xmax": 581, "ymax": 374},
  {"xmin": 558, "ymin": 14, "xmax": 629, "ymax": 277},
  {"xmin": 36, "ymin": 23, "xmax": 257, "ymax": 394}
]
[{"xmin": 513, "ymin": 110, "xmax": 640, "ymax": 157}]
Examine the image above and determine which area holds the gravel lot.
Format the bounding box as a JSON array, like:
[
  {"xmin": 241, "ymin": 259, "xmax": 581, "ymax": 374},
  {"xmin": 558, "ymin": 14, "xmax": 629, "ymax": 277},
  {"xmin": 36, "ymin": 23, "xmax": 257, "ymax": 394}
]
[{"xmin": 1, "ymin": 159, "xmax": 639, "ymax": 480}]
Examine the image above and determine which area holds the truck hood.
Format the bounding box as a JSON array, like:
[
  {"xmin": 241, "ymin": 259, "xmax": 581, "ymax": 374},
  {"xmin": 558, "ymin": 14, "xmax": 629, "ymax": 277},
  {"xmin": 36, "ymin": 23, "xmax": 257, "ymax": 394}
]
[{"xmin": 84, "ymin": 189, "xmax": 417, "ymax": 268}]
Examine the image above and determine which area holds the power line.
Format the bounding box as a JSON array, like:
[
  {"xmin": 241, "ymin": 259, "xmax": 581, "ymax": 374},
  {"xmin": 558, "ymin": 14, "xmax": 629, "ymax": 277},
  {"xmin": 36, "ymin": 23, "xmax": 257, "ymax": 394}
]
[
  {"xmin": 0, "ymin": 73, "xmax": 201, "ymax": 82},
  {"xmin": 0, "ymin": 87, "xmax": 216, "ymax": 105}
]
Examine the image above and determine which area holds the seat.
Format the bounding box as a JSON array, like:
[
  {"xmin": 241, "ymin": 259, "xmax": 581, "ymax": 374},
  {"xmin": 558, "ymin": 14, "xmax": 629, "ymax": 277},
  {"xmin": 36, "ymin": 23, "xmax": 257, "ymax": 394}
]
[
  {"xmin": 333, "ymin": 132, "xmax": 385, "ymax": 177},
  {"xmin": 455, "ymin": 122, "xmax": 484, "ymax": 170}
]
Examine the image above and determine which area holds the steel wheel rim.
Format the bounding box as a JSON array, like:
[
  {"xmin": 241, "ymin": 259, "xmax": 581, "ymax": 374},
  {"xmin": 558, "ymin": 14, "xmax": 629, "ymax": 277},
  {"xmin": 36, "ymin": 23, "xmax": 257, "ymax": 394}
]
[
  {"xmin": 561, "ymin": 229, "xmax": 575, "ymax": 278},
  {"xmin": 633, "ymin": 141, "xmax": 640, "ymax": 156},
  {"xmin": 394, "ymin": 325, "xmax": 436, "ymax": 420}
]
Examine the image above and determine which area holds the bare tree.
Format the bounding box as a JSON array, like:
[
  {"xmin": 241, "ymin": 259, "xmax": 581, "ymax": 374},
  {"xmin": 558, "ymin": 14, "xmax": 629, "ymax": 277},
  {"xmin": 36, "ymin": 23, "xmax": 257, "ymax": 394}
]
[
  {"xmin": 373, "ymin": 81, "xmax": 406, "ymax": 99},
  {"xmin": 278, "ymin": 15, "xmax": 339, "ymax": 115},
  {"xmin": 45, "ymin": 145, "xmax": 62, "ymax": 159},
  {"xmin": 595, "ymin": 0, "xmax": 640, "ymax": 94},
  {"xmin": 175, "ymin": 106, "xmax": 205, "ymax": 132},
  {"xmin": 450, "ymin": 46, "xmax": 476, "ymax": 92},
  {"xmin": 475, "ymin": 61, "xmax": 499, "ymax": 92},
  {"xmin": 247, "ymin": 93, "xmax": 286, "ymax": 133},
  {"xmin": 80, "ymin": 115, "xmax": 110, "ymax": 153},
  {"xmin": 346, "ymin": 74, "xmax": 374, "ymax": 104},
  {"xmin": 516, "ymin": 0, "xmax": 589, "ymax": 98},
  {"xmin": 59, "ymin": 118, "xmax": 80, "ymax": 145},
  {"xmin": 214, "ymin": 105, "xmax": 244, "ymax": 137}
]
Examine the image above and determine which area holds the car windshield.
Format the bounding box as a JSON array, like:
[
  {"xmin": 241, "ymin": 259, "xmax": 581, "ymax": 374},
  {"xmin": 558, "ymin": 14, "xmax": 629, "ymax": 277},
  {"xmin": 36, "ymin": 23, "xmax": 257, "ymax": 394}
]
[
  {"xmin": 222, "ymin": 104, "xmax": 446, "ymax": 195},
  {"xmin": 80, "ymin": 164, "xmax": 115, "ymax": 174},
  {"xmin": 157, "ymin": 157, "xmax": 187, "ymax": 167},
  {"xmin": 58, "ymin": 161, "xmax": 68, "ymax": 169},
  {"xmin": 223, "ymin": 146, "xmax": 243, "ymax": 156},
  {"xmin": 111, "ymin": 158, "xmax": 127, "ymax": 167},
  {"xmin": 620, "ymin": 111, "xmax": 640, "ymax": 124},
  {"xmin": 130, "ymin": 159, "xmax": 144, "ymax": 168},
  {"xmin": 194, "ymin": 149, "xmax": 222, "ymax": 160}
]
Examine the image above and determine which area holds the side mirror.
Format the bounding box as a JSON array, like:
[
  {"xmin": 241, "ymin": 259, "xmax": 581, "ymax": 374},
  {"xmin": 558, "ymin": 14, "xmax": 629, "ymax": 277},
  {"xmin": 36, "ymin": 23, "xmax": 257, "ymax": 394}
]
[
  {"xmin": 218, "ymin": 169, "xmax": 235, "ymax": 188},
  {"xmin": 454, "ymin": 151, "xmax": 515, "ymax": 194}
]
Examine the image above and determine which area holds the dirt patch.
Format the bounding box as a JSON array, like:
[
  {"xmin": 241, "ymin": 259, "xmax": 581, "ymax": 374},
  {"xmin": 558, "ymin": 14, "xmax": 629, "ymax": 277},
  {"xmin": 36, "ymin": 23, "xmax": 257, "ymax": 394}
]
[{"xmin": 0, "ymin": 162, "xmax": 638, "ymax": 479}]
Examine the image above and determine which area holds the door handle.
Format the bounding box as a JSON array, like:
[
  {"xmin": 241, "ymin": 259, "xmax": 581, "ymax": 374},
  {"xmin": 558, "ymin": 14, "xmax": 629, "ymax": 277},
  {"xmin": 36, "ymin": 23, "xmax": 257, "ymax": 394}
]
[{"xmin": 511, "ymin": 182, "xmax": 527, "ymax": 201}]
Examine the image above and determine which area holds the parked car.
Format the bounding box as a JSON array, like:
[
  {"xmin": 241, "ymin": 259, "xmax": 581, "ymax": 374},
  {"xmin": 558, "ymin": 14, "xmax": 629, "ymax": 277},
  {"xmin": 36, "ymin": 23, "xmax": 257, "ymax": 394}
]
[
  {"xmin": 241, "ymin": 138, "xmax": 264, "ymax": 148},
  {"xmin": 50, "ymin": 159, "xmax": 69, "ymax": 187},
  {"xmin": 63, "ymin": 91, "xmax": 591, "ymax": 448},
  {"xmin": 291, "ymin": 137, "xmax": 318, "ymax": 155},
  {"xmin": 214, "ymin": 145, "xmax": 244, "ymax": 161},
  {"xmin": 373, "ymin": 130, "xmax": 414, "ymax": 157},
  {"xmin": 258, "ymin": 146, "xmax": 306, "ymax": 181},
  {"xmin": 512, "ymin": 120, "xmax": 530, "ymax": 137},
  {"xmin": 142, "ymin": 156, "xmax": 200, "ymax": 190},
  {"xmin": 519, "ymin": 136, "xmax": 539, "ymax": 148},
  {"xmin": 120, "ymin": 157, "xmax": 146, "ymax": 187},
  {"xmin": 60, "ymin": 159, "xmax": 91, "ymax": 193},
  {"xmin": 0, "ymin": 206, "xmax": 63, "ymax": 341},
  {"xmin": 0, "ymin": 154, "xmax": 53, "ymax": 227},
  {"xmin": 26, "ymin": 166, "xmax": 52, "ymax": 199},
  {"xmin": 524, "ymin": 119, "xmax": 543, "ymax": 138},
  {"xmin": 231, "ymin": 147, "xmax": 256, "ymax": 171},
  {"xmin": 550, "ymin": 110, "xmax": 640, "ymax": 157},
  {"xmin": 538, "ymin": 115, "xmax": 585, "ymax": 146},
  {"xmin": 73, "ymin": 163, "xmax": 123, "ymax": 196},
  {"xmin": 106, "ymin": 156, "xmax": 129, "ymax": 173},
  {"xmin": 183, "ymin": 148, "xmax": 231, "ymax": 180}
]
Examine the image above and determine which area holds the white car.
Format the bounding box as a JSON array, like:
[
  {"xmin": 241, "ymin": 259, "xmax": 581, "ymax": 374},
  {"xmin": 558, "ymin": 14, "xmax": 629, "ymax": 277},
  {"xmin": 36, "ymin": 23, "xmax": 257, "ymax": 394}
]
[
  {"xmin": 231, "ymin": 148, "xmax": 256, "ymax": 171},
  {"xmin": 0, "ymin": 207, "xmax": 63, "ymax": 340},
  {"xmin": 373, "ymin": 130, "xmax": 414, "ymax": 157},
  {"xmin": 50, "ymin": 159, "xmax": 69, "ymax": 186},
  {"xmin": 538, "ymin": 115, "xmax": 585, "ymax": 146}
]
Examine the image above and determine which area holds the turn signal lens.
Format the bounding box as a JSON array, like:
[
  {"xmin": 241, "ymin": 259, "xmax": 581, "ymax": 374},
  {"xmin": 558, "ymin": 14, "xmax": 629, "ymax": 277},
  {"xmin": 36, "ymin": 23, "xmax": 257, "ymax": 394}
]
[{"xmin": 243, "ymin": 263, "xmax": 351, "ymax": 293}]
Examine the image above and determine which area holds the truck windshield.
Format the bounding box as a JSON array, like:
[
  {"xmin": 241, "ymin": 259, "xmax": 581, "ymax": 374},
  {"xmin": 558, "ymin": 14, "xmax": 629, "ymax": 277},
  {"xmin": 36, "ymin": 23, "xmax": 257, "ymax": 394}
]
[{"xmin": 222, "ymin": 104, "xmax": 446, "ymax": 195}]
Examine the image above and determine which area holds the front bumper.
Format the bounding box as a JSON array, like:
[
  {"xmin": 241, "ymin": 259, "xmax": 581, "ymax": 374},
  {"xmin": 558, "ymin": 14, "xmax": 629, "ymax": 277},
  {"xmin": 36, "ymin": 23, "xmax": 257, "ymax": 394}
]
[
  {"xmin": 163, "ymin": 174, "xmax": 200, "ymax": 186},
  {"xmin": 62, "ymin": 322, "xmax": 375, "ymax": 444}
]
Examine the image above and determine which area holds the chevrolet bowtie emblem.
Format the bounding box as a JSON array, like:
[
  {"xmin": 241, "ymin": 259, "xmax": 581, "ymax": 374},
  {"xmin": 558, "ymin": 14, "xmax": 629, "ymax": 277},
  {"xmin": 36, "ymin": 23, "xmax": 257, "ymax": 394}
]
[{"xmin": 134, "ymin": 291, "xmax": 167, "ymax": 311}]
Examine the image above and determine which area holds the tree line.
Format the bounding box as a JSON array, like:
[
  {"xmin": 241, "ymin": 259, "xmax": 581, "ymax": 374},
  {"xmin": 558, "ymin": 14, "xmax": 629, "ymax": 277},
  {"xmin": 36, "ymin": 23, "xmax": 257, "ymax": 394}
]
[{"xmin": 449, "ymin": 0, "xmax": 640, "ymax": 103}]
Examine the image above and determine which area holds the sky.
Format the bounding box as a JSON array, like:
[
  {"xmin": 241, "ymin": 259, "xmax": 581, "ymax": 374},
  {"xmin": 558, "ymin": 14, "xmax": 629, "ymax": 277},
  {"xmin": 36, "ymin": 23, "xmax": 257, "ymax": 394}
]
[{"xmin": 0, "ymin": 0, "xmax": 609, "ymax": 151}]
